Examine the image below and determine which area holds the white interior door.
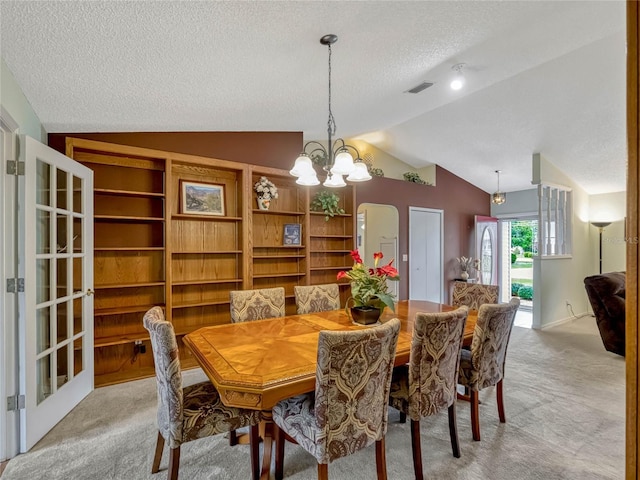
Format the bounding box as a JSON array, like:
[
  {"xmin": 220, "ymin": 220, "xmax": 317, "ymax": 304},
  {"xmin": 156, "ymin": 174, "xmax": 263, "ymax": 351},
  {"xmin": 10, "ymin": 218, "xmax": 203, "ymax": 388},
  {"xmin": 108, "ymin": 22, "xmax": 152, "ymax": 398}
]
[
  {"xmin": 409, "ymin": 207, "xmax": 443, "ymax": 302},
  {"xmin": 19, "ymin": 135, "xmax": 94, "ymax": 452}
]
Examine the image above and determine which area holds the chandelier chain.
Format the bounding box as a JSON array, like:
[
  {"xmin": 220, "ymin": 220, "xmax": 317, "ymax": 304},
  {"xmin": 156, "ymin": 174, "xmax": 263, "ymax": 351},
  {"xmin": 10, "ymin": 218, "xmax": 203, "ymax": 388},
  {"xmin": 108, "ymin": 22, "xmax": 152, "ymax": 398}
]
[{"xmin": 327, "ymin": 43, "xmax": 336, "ymax": 137}]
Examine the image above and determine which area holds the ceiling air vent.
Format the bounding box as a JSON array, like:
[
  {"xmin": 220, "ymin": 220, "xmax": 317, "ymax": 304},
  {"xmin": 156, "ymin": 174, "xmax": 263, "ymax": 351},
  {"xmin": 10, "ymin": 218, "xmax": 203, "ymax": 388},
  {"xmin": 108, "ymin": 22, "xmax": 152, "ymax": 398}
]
[{"xmin": 405, "ymin": 81, "xmax": 434, "ymax": 94}]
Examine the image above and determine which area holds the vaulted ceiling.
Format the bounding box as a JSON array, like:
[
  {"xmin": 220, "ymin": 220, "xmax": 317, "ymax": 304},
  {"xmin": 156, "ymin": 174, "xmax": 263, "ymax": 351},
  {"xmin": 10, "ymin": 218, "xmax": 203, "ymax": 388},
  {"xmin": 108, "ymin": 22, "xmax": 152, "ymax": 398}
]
[{"xmin": 0, "ymin": 1, "xmax": 627, "ymax": 195}]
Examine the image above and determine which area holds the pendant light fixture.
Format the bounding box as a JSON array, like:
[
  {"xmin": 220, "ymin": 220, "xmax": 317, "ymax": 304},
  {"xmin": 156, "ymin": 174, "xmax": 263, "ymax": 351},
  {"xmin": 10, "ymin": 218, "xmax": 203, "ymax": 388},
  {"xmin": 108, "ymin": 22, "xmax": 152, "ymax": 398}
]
[
  {"xmin": 491, "ymin": 170, "xmax": 506, "ymax": 205},
  {"xmin": 289, "ymin": 34, "xmax": 372, "ymax": 187}
]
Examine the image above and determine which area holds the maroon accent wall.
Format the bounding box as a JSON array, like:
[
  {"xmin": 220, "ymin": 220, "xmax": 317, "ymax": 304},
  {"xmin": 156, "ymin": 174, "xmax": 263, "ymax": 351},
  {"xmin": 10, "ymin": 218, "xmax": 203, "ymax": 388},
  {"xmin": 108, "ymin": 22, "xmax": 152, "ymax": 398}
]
[
  {"xmin": 48, "ymin": 131, "xmax": 302, "ymax": 168},
  {"xmin": 49, "ymin": 132, "xmax": 489, "ymax": 302},
  {"xmin": 355, "ymin": 167, "xmax": 489, "ymax": 301}
]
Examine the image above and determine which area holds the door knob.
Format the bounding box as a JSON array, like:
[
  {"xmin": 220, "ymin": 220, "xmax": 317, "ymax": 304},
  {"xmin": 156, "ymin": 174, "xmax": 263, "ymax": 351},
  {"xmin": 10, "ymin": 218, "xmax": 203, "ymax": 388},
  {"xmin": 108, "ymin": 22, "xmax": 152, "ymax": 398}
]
[{"xmin": 86, "ymin": 289, "xmax": 94, "ymax": 296}]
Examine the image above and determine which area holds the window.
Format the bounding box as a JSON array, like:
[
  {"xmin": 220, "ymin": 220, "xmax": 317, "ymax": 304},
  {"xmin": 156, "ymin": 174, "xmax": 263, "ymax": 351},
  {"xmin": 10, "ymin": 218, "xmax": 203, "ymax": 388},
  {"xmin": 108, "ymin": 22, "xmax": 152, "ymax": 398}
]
[{"xmin": 537, "ymin": 184, "xmax": 572, "ymax": 256}]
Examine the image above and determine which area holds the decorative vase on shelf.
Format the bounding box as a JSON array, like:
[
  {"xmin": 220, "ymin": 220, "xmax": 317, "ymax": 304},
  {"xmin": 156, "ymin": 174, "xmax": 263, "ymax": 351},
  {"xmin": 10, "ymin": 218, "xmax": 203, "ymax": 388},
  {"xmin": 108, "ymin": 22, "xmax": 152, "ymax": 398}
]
[
  {"xmin": 256, "ymin": 196, "xmax": 270, "ymax": 210},
  {"xmin": 349, "ymin": 306, "xmax": 381, "ymax": 325},
  {"xmin": 460, "ymin": 271, "xmax": 469, "ymax": 281}
]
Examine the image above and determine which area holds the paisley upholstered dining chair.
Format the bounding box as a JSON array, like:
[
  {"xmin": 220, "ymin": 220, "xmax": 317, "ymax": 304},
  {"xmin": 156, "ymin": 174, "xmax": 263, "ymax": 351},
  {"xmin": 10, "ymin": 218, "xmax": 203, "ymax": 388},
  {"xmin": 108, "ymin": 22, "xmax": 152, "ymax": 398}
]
[
  {"xmin": 272, "ymin": 318, "xmax": 401, "ymax": 480},
  {"xmin": 228, "ymin": 287, "xmax": 285, "ymax": 444},
  {"xmin": 229, "ymin": 287, "xmax": 285, "ymax": 323},
  {"xmin": 388, "ymin": 307, "xmax": 468, "ymax": 479},
  {"xmin": 143, "ymin": 307, "xmax": 261, "ymax": 480},
  {"xmin": 451, "ymin": 282, "xmax": 499, "ymax": 310},
  {"xmin": 457, "ymin": 297, "xmax": 520, "ymax": 441},
  {"xmin": 293, "ymin": 283, "xmax": 341, "ymax": 314}
]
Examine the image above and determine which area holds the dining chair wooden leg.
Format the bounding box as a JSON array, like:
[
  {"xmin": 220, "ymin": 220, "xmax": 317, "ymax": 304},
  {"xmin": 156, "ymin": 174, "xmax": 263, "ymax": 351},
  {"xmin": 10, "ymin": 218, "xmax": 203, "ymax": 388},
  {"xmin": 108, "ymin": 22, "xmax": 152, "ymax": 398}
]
[
  {"xmin": 317, "ymin": 462, "xmax": 329, "ymax": 480},
  {"xmin": 274, "ymin": 424, "xmax": 284, "ymax": 480},
  {"xmin": 375, "ymin": 438, "xmax": 388, "ymax": 480},
  {"xmin": 399, "ymin": 411, "xmax": 407, "ymax": 423},
  {"xmin": 497, "ymin": 379, "xmax": 506, "ymax": 423},
  {"xmin": 168, "ymin": 446, "xmax": 180, "ymax": 480},
  {"xmin": 470, "ymin": 389, "xmax": 481, "ymax": 441},
  {"xmin": 250, "ymin": 424, "xmax": 260, "ymax": 480},
  {"xmin": 151, "ymin": 431, "xmax": 165, "ymax": 473},
  {"xmin": 410, "ymin": 420, "xmax": 424, "ymax": 480},
  {"xmin": 448, "ymin": 403, "xmax": 461, "ymax": 458},
  {"xmin": 229, "ymin": 429, "xmax": 238, "ymax": 446}
]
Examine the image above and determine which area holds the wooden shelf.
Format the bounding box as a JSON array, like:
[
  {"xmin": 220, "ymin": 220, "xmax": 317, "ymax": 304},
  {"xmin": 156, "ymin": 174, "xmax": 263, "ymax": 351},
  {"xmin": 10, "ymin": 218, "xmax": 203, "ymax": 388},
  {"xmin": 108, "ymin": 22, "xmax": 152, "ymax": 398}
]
[
  {"xmin": 95, "ymin": 215, "xmax": 165, "ymax": 222},
  {"xmin": 94, "ymin": 188, "xmax": 165, "ymax": 198},
  {"xmin": 95, "ymin": 281, "xmax": 165, "ymax": 289},
  {"xmin": 95, "ymin": 304, "xmax": 162, "ymax": 316},
  {"xmin": 253, "ymin": 255, "xmax": 306, "ymax": 259},
  {"xmin": 96, "ymin": 367, "xmax": 157, "ymax": 387},
  {"xmin": 310, "ymin": 250, "xmax": 351, "ymax": 254},
  {"xmin": 172, "ymin": 214, "xmax": 242, "ymax": 222},
  {"xmin": 310, "ymin": 266, "xmax": 350, "ymax": 271},
  {"xmin": 172, "ymin": 278, "xmax": 243, "ymax": 286},
  {"xmin": 95, "ymin": 333, "xmax": 150, "ymax": 348},
  {"xmin": 253, "ymin": 273, "xmax": 306, "ymax": 279},
  {"xmin": 310, "ymin": 211, "xmax": 352, "ymax": 217},
  {"xmin": 94, "ymin": 247, "xmax": 165, "ymax": 252},
  {"xmin": 172, "ymin": 300, "xmax": 230, "ymax": 309},
  {"xmin": 253, "ymin": 245, "xmax": 305, "ymax": 249},
  {"xmin": 172, "ymin": 250, "xmax": 242, "ymax": 255},
  {"xmin": 252, "ymin": 209, "xmax": 305, "ymax": 216},
  {"xmin": 310, "ymin": 234, "xmax": 353, "ymax": 239}
]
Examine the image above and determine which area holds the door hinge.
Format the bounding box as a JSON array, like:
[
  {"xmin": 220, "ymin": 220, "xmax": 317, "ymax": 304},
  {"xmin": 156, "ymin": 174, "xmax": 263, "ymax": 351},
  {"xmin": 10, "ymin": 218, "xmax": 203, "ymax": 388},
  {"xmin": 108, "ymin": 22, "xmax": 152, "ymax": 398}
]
[
  {"xmin": 6, "ymin": 160, "xmax": 25, "ymax": 176},
  {"xmin": 7, "ymin": 394, "xmax": 25, "ymax": 411},
  {"xmin": 6, "ymin": 278, "xmax": 25, "ymax": 293}
]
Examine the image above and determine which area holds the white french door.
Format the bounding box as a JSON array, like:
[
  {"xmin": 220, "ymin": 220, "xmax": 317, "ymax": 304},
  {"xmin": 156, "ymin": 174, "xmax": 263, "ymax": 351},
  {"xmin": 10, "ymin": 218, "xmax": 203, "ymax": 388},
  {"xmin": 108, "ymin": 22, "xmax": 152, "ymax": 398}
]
[{"xmin": 19, "ymin": 136, "xmax": 94, "ymax": 452}]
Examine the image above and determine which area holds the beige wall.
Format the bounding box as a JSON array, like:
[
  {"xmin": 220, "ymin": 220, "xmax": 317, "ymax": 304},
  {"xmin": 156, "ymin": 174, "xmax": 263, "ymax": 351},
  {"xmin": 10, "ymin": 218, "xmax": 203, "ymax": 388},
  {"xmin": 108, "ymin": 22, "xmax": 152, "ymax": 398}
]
[
  {"xmin": 589, "ymin": 191, "xmax": 626, "ymax": 274},
  {"xmin": 532, "ymin": 153, "xmax": 592, "ymax": 329}
]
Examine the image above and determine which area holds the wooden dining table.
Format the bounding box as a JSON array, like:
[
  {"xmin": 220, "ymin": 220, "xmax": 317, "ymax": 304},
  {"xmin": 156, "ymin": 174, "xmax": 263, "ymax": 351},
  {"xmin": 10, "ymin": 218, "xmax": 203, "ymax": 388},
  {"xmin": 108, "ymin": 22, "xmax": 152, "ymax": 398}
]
[{"xmin": 183, "ymin": 300, "xmax": 477, "ymax": 480}]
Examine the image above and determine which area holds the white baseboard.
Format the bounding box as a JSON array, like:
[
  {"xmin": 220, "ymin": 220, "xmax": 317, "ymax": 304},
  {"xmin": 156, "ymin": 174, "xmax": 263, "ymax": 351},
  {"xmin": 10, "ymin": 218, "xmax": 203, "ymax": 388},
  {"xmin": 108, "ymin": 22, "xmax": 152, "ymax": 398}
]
[{"xmin": 540, "ymin": 312, "xmax": 590, "ymax": 330}]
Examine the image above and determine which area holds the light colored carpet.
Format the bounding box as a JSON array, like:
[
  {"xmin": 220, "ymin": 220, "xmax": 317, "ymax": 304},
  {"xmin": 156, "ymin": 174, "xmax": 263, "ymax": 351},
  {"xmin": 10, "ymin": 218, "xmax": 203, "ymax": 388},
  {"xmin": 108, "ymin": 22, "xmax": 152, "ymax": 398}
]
[{"xmin": 2, "ymin": 316, "xmax": 625, "ymax": 479}]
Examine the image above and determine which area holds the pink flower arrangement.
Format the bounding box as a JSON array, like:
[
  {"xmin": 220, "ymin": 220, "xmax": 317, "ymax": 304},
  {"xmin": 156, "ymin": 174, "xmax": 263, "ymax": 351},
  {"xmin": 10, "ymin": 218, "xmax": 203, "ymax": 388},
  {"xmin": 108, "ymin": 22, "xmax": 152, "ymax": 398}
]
[{"xmin": 337, "ymin": 250, "xmax": 400, "ymax": 312}]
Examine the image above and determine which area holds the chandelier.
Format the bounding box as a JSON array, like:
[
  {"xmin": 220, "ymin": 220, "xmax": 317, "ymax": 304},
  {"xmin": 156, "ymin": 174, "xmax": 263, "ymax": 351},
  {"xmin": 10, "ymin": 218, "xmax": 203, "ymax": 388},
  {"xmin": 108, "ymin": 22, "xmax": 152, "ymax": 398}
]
[
  {"xmin": 289, "ymin": 34, "xmax": 372, "ymax": 187},
  {"xmin": 491, "ymin": 170, "xmax": 506, "ymax": 205}
]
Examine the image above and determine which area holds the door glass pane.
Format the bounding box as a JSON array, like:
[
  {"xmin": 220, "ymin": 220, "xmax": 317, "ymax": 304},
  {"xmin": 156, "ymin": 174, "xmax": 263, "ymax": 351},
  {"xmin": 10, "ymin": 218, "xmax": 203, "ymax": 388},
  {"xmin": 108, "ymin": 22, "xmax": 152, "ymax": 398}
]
[
  {"xmin": 36, "ymin": 259, "xmax": 51, "ymax": 304},
  {"xmin": 57, "ymin": 168, "xmax": 68, "ymax": 211},
  {"xmin": 73, "ymin": 216, "xmax": 83, "ymax": 253},
  {"xmin": 36, "ymin": 307, "xmax": 51, "ymax": 354},
  {"xmin": 73, "ymin": 257, "xmax": 82, "ymax": 294},
  {"xmin": 36, "ymin": 209, "xmax": 51, "ymax": 254},
  {"xmin": 73, "ymin": 175, "xmax": 82, "ymax": 213},
  {"xmin": 73, "ymin": 337, "xmax": 83, "ymax": 376},
  {"xmin": 56, "ymin": 258, "xmax": 69, "ymax": 298},
  {"xmin": 73, "ymin": 297, "xmax": 83, "ymax": 335},
  {"xmin": 57, "ymin": 345, "xmax": 69, "ymax": 389},
  {"xmin": 56, "ymin": 301, "xmax": 69, "ymax": 344},
  {"xmin": 481, "ymin": 227, "xmax": 493, "ymax": 285},
  {"xmin": 36, "ymin": 160, "xmax": 51, "ymax": 206},
  {"xmin": 37, "ymin": 355, "xmax": 52, "ymax": 404},
  {"xmin": 56, "ymin": 214, "xmax": 68, "ymax": 254}
]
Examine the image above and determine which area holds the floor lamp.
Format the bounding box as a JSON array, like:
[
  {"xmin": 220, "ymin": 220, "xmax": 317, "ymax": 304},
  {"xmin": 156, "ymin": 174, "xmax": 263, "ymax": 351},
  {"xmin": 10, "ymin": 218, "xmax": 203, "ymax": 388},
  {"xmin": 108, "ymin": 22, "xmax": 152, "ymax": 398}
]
[{"xmin": 591, "ymin": 222, "xmax": 612, "ymax": 274}]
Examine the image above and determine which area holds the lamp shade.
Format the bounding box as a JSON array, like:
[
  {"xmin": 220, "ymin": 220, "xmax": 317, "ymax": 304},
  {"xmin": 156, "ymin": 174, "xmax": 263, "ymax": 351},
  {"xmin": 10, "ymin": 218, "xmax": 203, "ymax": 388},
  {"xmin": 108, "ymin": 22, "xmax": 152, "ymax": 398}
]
[
  {"xmin": 323, "ymin": 173, "xmax": 346, "ymax": 188},
  {"xmin": 346, "ymin": 162, "xmax": 372, "ymax": 182},
  {"xmin": 289, "ymin": 154, "xmax": 315, "ymax": 177},
  {"xmin": 330, "ymin": 150, "xmax": 355, "ymax": 175},
  {"xmin": 295, "ymin": 171, "xmax": 320, "ymax": 186}
]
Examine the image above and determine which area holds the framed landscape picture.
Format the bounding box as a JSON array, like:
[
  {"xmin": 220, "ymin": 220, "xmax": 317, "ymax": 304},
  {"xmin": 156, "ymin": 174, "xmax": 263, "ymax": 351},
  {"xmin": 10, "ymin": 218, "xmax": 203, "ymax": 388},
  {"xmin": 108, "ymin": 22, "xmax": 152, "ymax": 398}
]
[
  {"xmin": 283, "ymin": 223, "xmax": 302, "ymax": 245},
  {"xmin": 181, "ymin": 181, "xmax": 226, "ymax": 216}
]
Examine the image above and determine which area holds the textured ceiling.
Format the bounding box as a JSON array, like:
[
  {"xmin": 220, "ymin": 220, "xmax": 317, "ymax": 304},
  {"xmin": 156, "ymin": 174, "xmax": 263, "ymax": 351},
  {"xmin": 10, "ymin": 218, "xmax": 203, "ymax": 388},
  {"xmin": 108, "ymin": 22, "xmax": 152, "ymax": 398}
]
[{"xmin": 0, "ymin": 1, "xmax": 627, "ymax": 195}]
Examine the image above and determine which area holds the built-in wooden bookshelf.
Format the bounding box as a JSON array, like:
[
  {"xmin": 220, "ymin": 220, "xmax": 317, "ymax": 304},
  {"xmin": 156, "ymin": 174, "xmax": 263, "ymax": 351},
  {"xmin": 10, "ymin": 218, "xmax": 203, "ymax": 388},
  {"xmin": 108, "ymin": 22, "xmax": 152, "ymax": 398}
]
[{"xmin": 65, "ymin": 137, "xmax": 355, "ymax": 386}]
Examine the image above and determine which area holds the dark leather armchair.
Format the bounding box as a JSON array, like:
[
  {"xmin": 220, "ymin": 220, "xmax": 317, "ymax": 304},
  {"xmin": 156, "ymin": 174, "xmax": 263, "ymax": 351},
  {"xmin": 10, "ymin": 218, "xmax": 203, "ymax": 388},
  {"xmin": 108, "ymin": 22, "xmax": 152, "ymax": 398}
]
[{"xmin": 584, "ymin": 272, "xmax": 625, "ymax": 356}]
